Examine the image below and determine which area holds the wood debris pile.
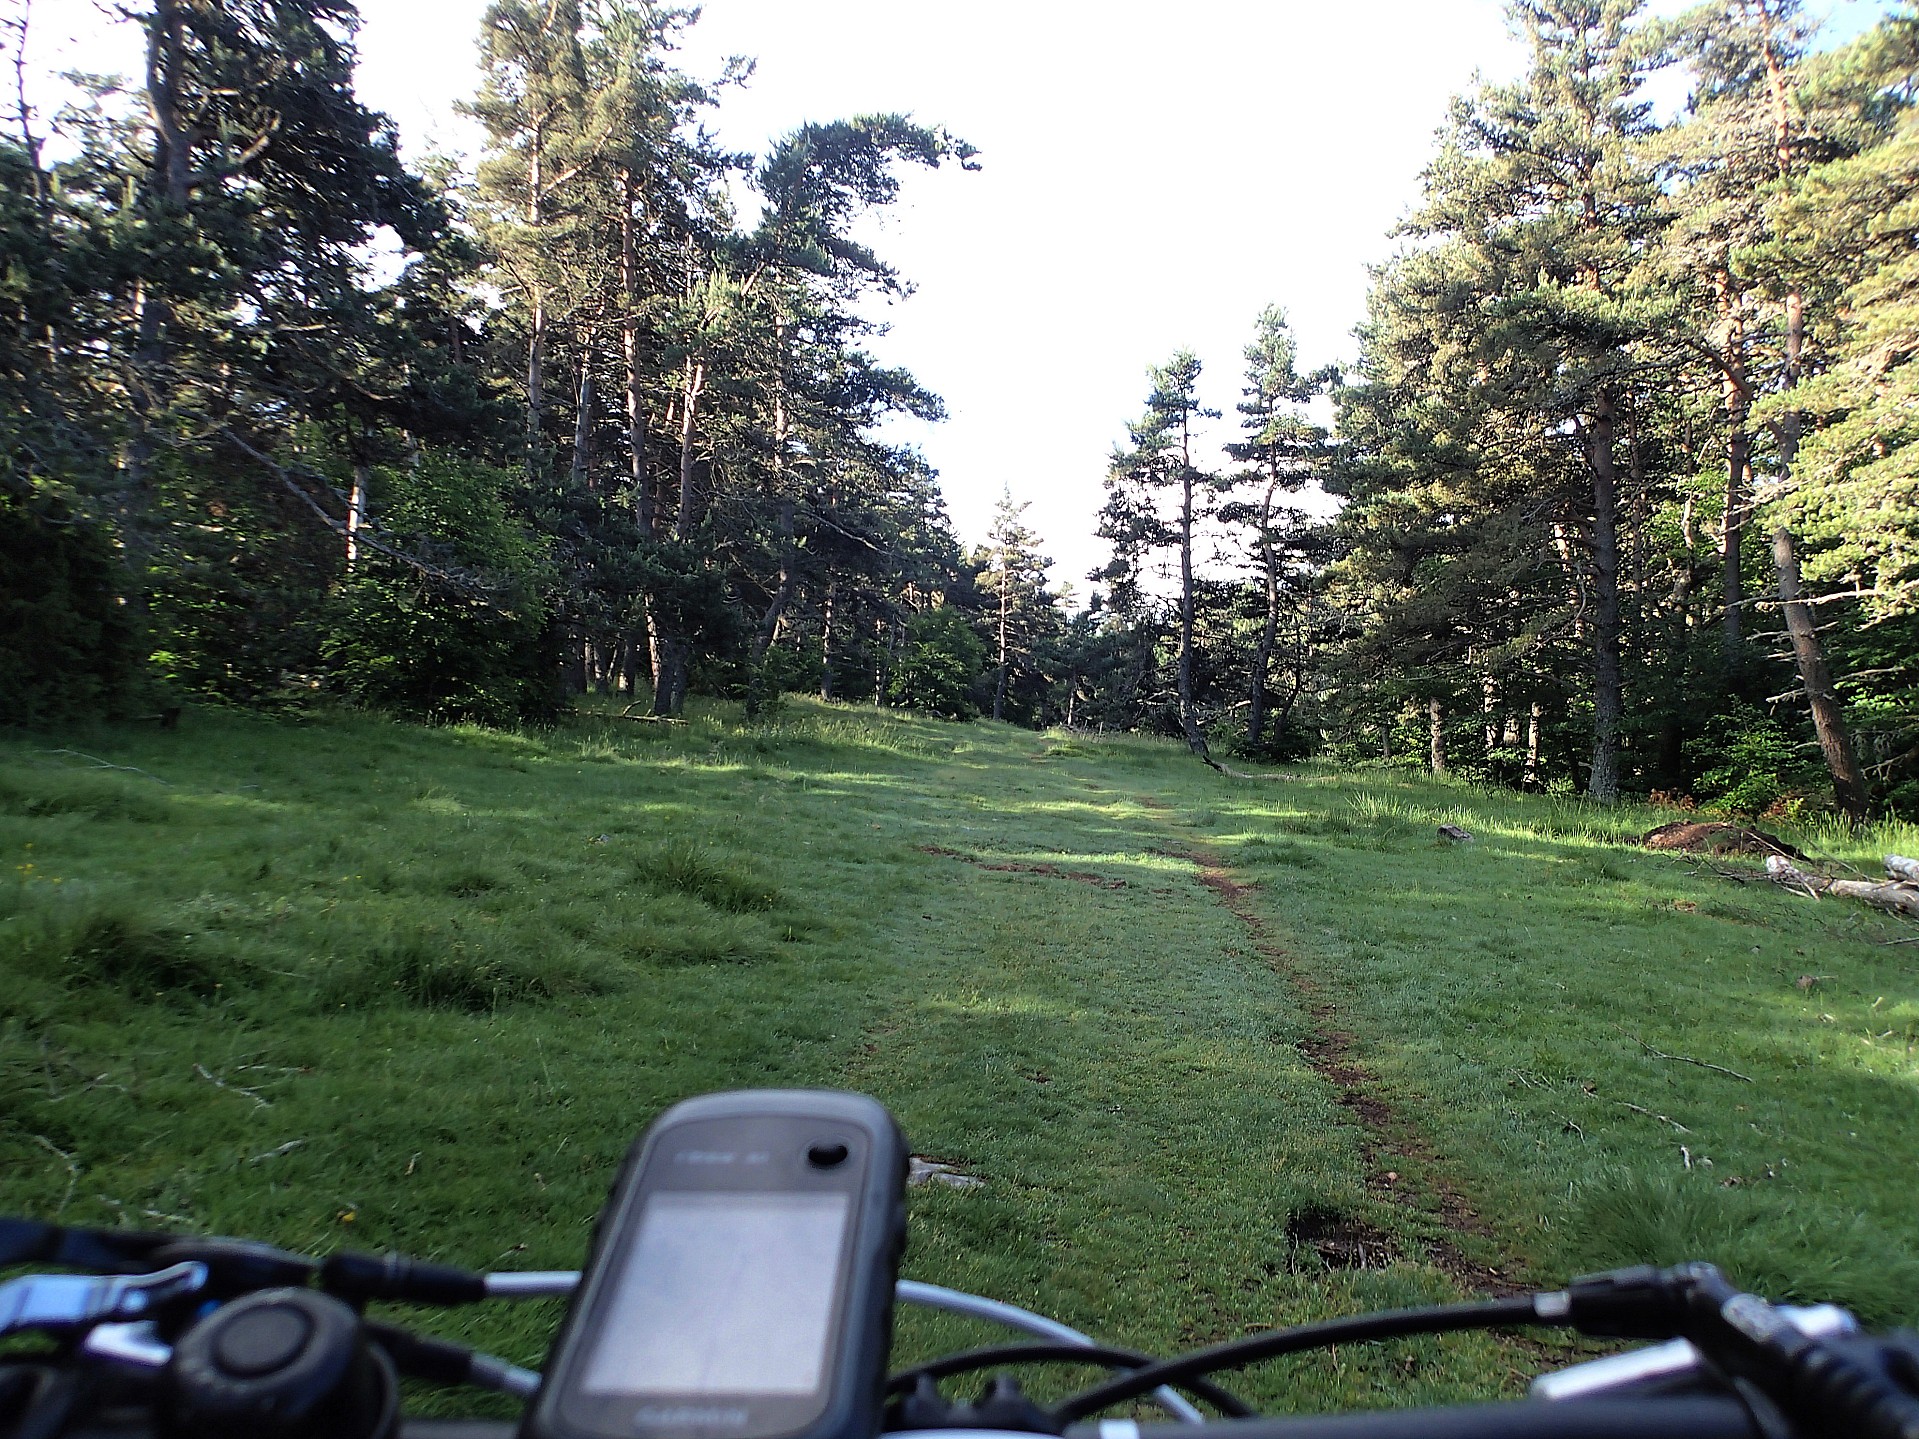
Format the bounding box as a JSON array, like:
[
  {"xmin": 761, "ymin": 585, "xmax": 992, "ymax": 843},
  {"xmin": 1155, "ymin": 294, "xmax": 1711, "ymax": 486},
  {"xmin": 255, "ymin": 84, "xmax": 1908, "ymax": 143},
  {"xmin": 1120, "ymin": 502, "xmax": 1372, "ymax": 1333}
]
[
  {"xmin": 1765, "ymin": 854, "xmax": 1919, "ymax": 920},
  {"xmin": 1642, "ymin": 821, "xmax": 1805, "ymax": 860}
]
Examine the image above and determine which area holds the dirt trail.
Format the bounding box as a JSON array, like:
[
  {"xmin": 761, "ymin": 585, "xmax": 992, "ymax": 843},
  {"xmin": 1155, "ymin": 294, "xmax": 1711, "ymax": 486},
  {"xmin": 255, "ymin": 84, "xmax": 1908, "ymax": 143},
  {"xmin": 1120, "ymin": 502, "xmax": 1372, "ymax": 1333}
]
[{"xmin": 1145, "ymin": 814, "xmax": 1523, "ymax": 1296}]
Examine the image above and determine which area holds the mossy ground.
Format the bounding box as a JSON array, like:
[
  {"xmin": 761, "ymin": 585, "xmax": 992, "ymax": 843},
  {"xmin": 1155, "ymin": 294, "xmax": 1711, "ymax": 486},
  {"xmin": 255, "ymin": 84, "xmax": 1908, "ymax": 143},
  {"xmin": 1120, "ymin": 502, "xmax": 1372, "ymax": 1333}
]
[{"xmin": 2, "ymin": 702, "xmax": 1914, "ymax": 1414}]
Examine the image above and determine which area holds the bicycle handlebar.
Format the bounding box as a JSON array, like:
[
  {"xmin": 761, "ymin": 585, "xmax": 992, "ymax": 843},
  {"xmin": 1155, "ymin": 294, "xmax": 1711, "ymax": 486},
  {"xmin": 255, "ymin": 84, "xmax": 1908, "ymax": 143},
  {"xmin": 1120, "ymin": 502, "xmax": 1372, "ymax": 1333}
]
[
  {"xmin": 8, "ymin": 1194, "xmax": 1919, "ymax": 1439},
  {"xmin": 50, "ymin": 1395, "xmax": 1769, "ymax": 1439}
]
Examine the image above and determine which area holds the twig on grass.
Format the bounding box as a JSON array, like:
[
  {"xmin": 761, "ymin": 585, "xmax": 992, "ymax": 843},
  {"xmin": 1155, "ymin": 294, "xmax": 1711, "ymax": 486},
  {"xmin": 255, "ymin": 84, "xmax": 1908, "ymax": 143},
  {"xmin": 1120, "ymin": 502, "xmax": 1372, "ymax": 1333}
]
[
  {"xmin": 1618, "ymin": 1031, "xmax": 1755, "ymax": 1084},
  {"xmin": 1658, "ymin": 852, "xmax": 1754, "ymax": 886},
  {"xmin": 194, "ymin": 1063, "xmax": 270, "ymax": 1109},
  {"xmin": 30, "ymin": 1135, "xmax": 79, "ymax": 1217},
  {"xmin": 39, "ymin": 750, "xmax": 172, "ymax": 784},
  {"xmin": 248, "ymin": 1140, "xmax": 305, "ymax": 1164},
  {"xmin": 45, "ymin": 1073, "xmax": 131, "ymax": 1103},
  {"xmin": 1612, "ymin": 1100, "xmax": 1691, "ymax": 1133}
]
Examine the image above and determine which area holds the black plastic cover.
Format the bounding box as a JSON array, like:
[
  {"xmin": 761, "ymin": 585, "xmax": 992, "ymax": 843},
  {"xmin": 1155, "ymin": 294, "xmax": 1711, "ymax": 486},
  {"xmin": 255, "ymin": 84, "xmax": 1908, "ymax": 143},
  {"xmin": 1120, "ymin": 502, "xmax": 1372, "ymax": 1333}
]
[{"xmin": 520, "ymin": 1090, "xmax": 907, "ymax": 1439}]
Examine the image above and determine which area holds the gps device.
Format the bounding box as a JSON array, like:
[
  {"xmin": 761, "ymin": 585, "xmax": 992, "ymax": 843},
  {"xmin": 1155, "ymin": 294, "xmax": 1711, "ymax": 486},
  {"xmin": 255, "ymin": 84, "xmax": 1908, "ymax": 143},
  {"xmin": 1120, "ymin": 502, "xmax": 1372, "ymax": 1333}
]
[{"xmin": 523, "ymin": 1091, "xmax": 908, "ymax": 1439}]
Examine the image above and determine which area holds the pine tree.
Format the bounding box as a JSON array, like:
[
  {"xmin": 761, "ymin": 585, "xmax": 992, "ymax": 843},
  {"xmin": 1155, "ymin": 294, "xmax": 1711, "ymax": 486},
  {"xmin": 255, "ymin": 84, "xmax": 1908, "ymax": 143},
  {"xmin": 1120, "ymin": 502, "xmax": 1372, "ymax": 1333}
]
[
  {"xmin": 1220, "ymin": 306, "xmax": 1332, "ymax": 753},
  {"xmin": 1100, "ymin": 353, "xmax": 1218, "ymax": 751},
  {"xmin": 978, "ymin": 487, "xmax": 1053, "ymax": 723},
  {"xmin": 1406, "ymin": 0, "xmax": 1669, "ymax": 801}
]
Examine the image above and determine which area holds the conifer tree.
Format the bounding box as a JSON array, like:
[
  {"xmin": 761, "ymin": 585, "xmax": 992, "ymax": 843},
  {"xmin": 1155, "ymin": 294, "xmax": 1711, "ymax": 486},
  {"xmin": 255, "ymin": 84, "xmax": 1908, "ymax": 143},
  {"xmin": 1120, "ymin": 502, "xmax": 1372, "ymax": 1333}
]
[
  {"xmin": 978, "ymin": 487, "xmax": 1052, "ymax": 723},
  {"xmin": 1220, "ymin": 307, "xmax": 1331, "ymax": 752},
  {"xmin": 1405, "ymin": 0, "xmax": 1668, "ymax": 801},
  {"xmin": 1100, "ymin": 353, "xmax": 1218, "ymax": 750}
]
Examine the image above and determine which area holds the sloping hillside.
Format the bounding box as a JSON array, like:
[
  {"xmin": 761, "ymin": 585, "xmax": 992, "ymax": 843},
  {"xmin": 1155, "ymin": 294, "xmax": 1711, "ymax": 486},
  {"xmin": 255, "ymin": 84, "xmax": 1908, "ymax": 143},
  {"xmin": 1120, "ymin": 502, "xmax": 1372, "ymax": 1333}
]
[{"xmin": 2, "ymin": 702, "xmax": 1914, "ymax": 1411}]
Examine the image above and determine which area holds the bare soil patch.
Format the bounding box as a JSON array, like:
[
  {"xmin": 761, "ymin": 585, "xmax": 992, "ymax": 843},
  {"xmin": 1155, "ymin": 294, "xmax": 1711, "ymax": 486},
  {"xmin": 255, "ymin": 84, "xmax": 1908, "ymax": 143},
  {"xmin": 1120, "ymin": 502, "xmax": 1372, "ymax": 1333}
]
[
  {"xmin": 1286, "ymin": 1203, "xmax": 1398, "ymax": 1270},
  {"xmin": 917, "ymin": 844, "xmax": 1128, "ymax": 889},
  {"xmin": 1641, "ymin": 821, "xmax": 1805, "ymax": 860}
]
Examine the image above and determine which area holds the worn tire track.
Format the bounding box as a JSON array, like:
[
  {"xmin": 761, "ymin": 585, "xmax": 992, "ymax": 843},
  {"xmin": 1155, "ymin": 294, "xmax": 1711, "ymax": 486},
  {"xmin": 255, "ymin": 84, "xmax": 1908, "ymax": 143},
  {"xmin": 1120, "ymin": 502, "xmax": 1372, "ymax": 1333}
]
[{"xmin": 1142, "ymin": 811, "xmax": 1524, "ymax": 1297}]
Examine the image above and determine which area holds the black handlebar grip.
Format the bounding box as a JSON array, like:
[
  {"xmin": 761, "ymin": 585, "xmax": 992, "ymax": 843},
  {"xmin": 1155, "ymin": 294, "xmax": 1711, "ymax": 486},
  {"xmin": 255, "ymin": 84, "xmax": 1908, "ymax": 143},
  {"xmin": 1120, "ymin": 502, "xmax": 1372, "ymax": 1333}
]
[
  {"xmin": 1061, "ymin": 1398, "xmax": 1764, "ymax": 1439},
  {"xmin": 1780, "ymin": 1334, "xmax": 1919, "ymax": 1439},
  {"xmin": 320, "ymin": 1253, "xmax": 487, "ymax": 1306}
]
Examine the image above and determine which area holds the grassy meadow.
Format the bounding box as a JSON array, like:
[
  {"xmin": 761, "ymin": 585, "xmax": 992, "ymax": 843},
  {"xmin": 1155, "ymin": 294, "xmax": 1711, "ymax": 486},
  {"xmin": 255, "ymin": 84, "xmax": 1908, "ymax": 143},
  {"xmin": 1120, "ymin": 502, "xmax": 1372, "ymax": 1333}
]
[{"xmin": 2, "ymin": 700, "xmax": 1915, "ymax": 1414}]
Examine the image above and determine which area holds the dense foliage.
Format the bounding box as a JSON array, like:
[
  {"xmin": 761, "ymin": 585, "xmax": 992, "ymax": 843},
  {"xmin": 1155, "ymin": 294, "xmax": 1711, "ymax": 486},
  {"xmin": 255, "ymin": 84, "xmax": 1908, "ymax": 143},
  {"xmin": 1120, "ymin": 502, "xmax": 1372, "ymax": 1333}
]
[
  {"xmin": 7, "ymin": 0, "xmax": 1917, "ymax": 820},
  {"xmin": 1075, "ymin": 0, "xmax": 1919, "ymax": 820},
  {"xmin": 0, "ymin": 0, "xmax": 982, "ymax": 725}
]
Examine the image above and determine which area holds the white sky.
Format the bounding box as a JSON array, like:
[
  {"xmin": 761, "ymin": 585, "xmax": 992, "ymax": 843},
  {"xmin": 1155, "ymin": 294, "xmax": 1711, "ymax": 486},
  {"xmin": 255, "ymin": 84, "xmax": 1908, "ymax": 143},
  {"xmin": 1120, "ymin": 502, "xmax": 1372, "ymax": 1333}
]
[{"xmin": 33, "ymin": 0, "xmax": 1894, "ymax": 596}]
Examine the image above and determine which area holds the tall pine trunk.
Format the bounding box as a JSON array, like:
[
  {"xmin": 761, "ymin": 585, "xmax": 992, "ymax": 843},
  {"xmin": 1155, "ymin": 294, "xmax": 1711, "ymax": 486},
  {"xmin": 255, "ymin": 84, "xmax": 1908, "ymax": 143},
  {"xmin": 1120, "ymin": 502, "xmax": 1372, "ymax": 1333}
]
[
  {"xmin": 619, "ymin": 172, "xmax": 657, "ymax": 694},
  {"xmin": 753, "ymin": 499, "xmax": 798, "ymax": 667},
  {"xmin": 820, "ymin": 577, "xmax": 838, "ymax": 701},
  {"xmin": 1585, "ymin": 390, "xmax": 1625, "ymax": 803},
  {"xmin": 1773, "ymin": 527, "xmax": 1868, "ymax": 821},
  {"xmin": 620, "ymin": 172, "xmax": 653, "ymax": 534},
  {"xmin": 1246, "ymin": 484, "xmax": 1280, "ymax": 751},
  {"xmin": 346, "ymin": 461, "xmax": 370, "ymax": 569},
  {"xmin": 571, "ymin": 346, "xmax": 595, "ymax": 489},
  {"xmin": 121, "ymin": 0, "xmax": 194, "ymax": 594},
  {"xmin": 993, "ymin": 554, "xmax": 1009, "ymax": 722},
  {"xmin": 1753, "ymin": 13, "xmax": 1867, "ymax": 820},
  {"xmin": 1717, "ymin": 284, "xmax": 1751, "ymax": 665},
  {"xmin": 651, "ymin": 355, "xmax": 707, "ymax": 717},
  {"xmin": 1176, "ymin": 462, "xmax": 1197, "ymax": 750}
]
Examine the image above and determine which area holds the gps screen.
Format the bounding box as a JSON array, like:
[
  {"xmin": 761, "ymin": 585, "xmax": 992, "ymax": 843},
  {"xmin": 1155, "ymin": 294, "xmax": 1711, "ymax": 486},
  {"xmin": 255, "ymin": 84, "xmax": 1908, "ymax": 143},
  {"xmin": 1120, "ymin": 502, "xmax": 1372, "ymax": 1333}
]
[{"xmin": 578, "ymin": 1191, "xmax": 851, "ymax": 1397}]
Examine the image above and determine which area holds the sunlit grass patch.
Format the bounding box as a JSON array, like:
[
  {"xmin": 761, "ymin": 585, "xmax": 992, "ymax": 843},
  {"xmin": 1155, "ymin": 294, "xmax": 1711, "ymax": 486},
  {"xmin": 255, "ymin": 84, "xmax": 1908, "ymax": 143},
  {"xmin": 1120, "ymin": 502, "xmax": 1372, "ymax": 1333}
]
[
  {"xmin": 1567, "ymin": 1171, "xmax": 1919, "ymax": 1327},
  {"xmin": 2, "ymin": 700, "xmax": 1914, "ymax": 1416}
]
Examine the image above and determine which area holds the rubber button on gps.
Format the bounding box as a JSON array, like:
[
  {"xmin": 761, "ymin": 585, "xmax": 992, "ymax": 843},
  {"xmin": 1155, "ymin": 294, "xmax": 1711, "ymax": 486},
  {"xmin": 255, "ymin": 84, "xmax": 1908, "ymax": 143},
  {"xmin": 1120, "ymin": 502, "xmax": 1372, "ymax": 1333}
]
[{"xmin": 807, "ymin": 1141, "xmax": 850, "ymax": 1168}]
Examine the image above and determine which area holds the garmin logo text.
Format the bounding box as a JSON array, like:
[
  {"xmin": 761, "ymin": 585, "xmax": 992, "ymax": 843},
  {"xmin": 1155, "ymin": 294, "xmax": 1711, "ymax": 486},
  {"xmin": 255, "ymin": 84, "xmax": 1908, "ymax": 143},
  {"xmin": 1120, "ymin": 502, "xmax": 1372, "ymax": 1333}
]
[
  {"xmin": 630, "ymin": 1406, "xmax": 751, "ymax": 1429},
  {"xmin": 673, "ymin": 1150, "xmax": 737, "ymax": 1164}
]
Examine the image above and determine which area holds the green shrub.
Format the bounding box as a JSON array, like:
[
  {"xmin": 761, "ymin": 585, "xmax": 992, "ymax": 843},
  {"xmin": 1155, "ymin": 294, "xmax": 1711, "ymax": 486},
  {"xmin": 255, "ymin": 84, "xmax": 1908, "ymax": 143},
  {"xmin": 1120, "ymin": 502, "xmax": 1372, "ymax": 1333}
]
[
  {"xmin": 886, "ymin": 608, "xmax": 984, "ymax": 720},
  {"xmin": 0, "ymin": 495, "xmax": 144, "ymax": 726},
  {"xmin": 320, "ymin": 457, "xmax": 564, "ymax": 724},
  {"xmin": 1689, "ymin": 704, "xmax": 1821, "ymax": 817}
]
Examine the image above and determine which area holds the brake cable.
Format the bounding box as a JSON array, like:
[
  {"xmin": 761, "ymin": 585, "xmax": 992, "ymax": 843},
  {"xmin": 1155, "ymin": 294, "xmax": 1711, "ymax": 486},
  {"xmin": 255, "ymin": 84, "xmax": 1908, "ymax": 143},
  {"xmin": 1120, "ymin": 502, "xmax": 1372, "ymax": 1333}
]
[{"xmin": 1052, "ymin": 1296, "xmax": 1544, "ymax": 1421}]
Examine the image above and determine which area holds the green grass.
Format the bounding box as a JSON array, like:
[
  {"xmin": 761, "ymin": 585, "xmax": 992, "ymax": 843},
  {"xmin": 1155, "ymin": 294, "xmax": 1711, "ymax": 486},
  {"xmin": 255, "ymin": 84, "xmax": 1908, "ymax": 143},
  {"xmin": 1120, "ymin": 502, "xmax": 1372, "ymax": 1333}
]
[
  {"xmin": 2, "ymin": 703, "xmax": 1915, "ymax": 1417},
  {"xmin": 1200, "ymin": 763, "xmax": 1919, "ymax": 1326}
]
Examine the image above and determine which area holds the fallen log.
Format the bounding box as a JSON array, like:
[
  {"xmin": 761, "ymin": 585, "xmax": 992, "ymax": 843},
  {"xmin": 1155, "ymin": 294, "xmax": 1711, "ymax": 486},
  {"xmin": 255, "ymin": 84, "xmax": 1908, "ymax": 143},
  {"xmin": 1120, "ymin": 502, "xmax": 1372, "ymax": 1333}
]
[
  {"xmin": 1887, "ymin": 855, "xmax": 1919, "ymax": 884},
  {"xmin": 1766, "ymin": 855, "xmax": 1919, "ymax": 919}
]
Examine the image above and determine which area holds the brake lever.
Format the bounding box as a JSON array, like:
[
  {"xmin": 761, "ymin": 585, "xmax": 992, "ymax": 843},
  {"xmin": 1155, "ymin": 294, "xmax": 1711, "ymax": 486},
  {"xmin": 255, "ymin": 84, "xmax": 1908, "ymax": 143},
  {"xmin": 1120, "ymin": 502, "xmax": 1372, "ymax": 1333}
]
[{"xmin": 0, "ymin": 1261, "xmax": 208, "ymax": 1337}]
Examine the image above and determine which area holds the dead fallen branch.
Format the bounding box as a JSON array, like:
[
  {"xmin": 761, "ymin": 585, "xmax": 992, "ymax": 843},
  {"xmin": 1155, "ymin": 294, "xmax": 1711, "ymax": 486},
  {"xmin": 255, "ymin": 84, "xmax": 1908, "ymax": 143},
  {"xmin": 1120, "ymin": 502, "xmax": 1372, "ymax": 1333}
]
[
  {"xmin": 40, "ymin": 750, "xmax": 172, "ymax": 784},
  {"xmin": 1766, "ymin": 855, "xmax": 1919, "ymax": 920},
  {"xmin": 30, "ymin": 1135, "xmax": 79, "ymax": 1218},
  {"xmin": 1611, "ymin": 1100, "xmax": 1691, "ymax": 1132},
  {"xmin": 1618, "ymin": 1031, "xmax": 1754, "ymax": 1084},
  {"xmin": 908, "ymin": 1156, "xmax": 984, "ymax": 1190},
  {"xmin": 1215, "ymin": 763, "xmax": 1296, "ymax": 782},
  {"xmin": 193, "ymin": 1063, "xmax": 270, "ymax": 1109}
]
